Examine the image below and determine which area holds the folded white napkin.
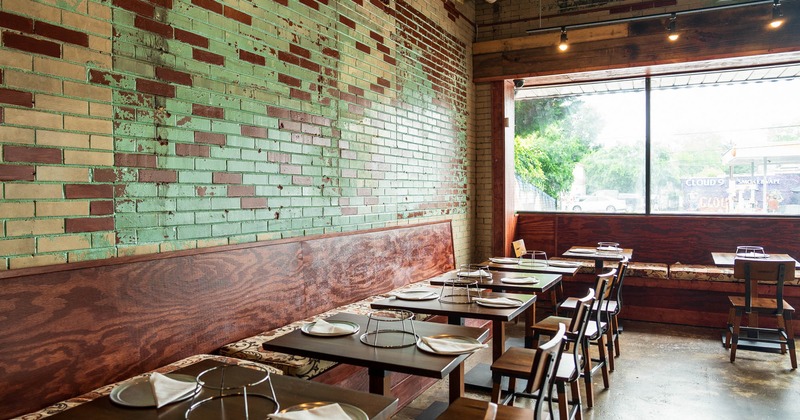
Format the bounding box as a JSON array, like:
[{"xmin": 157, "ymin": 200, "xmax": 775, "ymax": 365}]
[
  {"xmin": 309, "ymin": 319, "xmax": 352, "ymax": 334},
  {"xmin": 149, "ymin": 372, "xmax": 195, "ymax": 408},
  {"xmin": 473, "ymin": 297, "xmax": 522, "ymax": 307},
  {"xmin": 570, "ymin": 248, "xmax": 596, "ymax": 254},
  {"xmin": 547, "ymin": 261, "xmax": 580, "ymax": 267},
  {"xmin": 500, "ymin": 277, "xmax": 538, "ymax": 284},
  {"xmin": 393, "ymin": 289, "xmax": 437, "ymax": 299},
  {"xmin": 421, "ymin": 336, "xmax": 487, "ymax": 353},
  {"xmin": 460, "ymin": 269, "xmax": 491, "ymax": 277},
  {"xmin": 269, "ymin": 403, "xmax": 352, "ymax": 419}
]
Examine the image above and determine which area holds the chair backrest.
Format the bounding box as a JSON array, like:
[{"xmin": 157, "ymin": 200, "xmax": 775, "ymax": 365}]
[
  {"xmin": 512, "ymin": 239, "xmax": 527, "ymax": 258},
  {"xmin": 734, "ymin": 258, "xmax": 796, "ymax": 313},
  {"xmin": 562, "ymin": 288, "xmax": 596, "ymax": 382},
  {"xmin": 526, "ymin": 322, "xmax": 566, "ymax": 420},
  {"xmin": 607, "ymin": 258, "xmax": 629, "ymax": 316},
  {"xmin": 588, "ymin": 271, "xmax": 612, "ymax": 340}
]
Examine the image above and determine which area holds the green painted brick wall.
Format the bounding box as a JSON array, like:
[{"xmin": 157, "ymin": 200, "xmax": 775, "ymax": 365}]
[{"xmin": 0, "ymin": 0, "xmax": 476, "ymax": 270}]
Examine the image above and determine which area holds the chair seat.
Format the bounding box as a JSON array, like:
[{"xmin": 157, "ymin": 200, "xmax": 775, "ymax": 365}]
[
  {"xmin": 555, "ymin": 352, "xmax": 579, "ymax": 380},
  {"xmin": 531, "ymin": 316, "xmax": 570, "ymax": 335},
  {"xmin": 728, "ymin": 296, "xmax": 795, "ymax": 312},
  {"xmin": 560, "ymin": 298, "xmax": 618, "ymax": 314},
  {"xmin": 491, "ymin": 346, "xmax": 538, "ymax": 378},
  {"xmin": 584, "ymin": 320, "xmax": 608, "ymax": 339},
  {"xmin": 437, "ymin": 398, "xmax": 533, "ymax": 420}
]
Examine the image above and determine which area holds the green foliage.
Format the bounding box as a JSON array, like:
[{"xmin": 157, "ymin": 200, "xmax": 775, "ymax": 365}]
[{"xmin": 514, "ymin": 98, "xmax": 598, "ymax": 198}]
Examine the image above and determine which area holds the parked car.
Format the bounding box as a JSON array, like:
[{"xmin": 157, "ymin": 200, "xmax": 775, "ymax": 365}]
[{"xmin": 571, "ymin": 193, "xmax": 628, "ymax": 212}]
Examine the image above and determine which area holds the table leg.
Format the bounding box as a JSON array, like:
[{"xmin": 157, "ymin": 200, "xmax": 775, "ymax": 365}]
[
  {"xmin": 448, "ymin": 362, "xmax": 465, "ymax": 403},
  {"xmin": 525, "ymin": 302, "xmax": 535, "ymax": 348},
  {"xmin": 492, "ymin": 321, "xmax": 505, "ymax": 361},
  {"xmin": 368, "ymin": 368, "xmax": 392, "ymax": 397}
]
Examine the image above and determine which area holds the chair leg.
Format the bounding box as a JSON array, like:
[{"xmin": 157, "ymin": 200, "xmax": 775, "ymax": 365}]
[
  {"xmin": 596, "ymin": 335, "xmax": 610, "ymax": 389},
  {"xmin": 777, "ymin": 314, "xmax": 788, "ymax": 354},
  {"xmin": 785, "ymin": 312, "xmax": 797, "ymax": 370},
  {"xmin": 730, "ymin": 309, "xmax": 743, "ymax": 363},
  {"xmin": 612, "ymin": 314, "xmax": 621, "ymax": 357},
  {"xmin": 605, "ymin": 324, "xmax": 615, "ymax": 372},
  {"xmin": 490, "ymin": 375, "xmax": 502, "ymax": 403},
  {"xmin": 725, "ymin": 307, "xmax": 736, "ymax": 349},
  {"xmin": 582, "ymin": 340, "xmax": 594, "ymax": 408},
  {"xmin": 506, "ymin": 377, "xmax": 517, "ymax": 405},
  {"xmin": 557, "ymin": 381, "xmax": 569, "ymax": 420},
  {"xmin": 570, "ymin": 379, "xmax": 583, "ymax": 420}
]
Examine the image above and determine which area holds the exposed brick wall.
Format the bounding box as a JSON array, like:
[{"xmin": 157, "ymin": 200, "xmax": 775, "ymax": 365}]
[{"xmin": 0, "ymin": 0, "xmax": 476, "ymax": 270}]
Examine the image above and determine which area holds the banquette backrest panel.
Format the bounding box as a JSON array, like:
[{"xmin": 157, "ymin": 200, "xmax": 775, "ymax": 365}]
[
  {"xmin": 0, "ymin": 220, "xmax": 455, "ymax": 418},
  {"xmin": 516, "ymin": 213, "xmax": 800, "ymax": 265}
]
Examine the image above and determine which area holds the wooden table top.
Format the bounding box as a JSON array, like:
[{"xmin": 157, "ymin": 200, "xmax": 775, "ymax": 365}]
[
  {"xmin": 480, "ymin": 259, "xmax": 579, "ymax": 276},
  {"xmin": 711, "ymin": 252, "xmax": 799, "ymax": 267},
  {"xmin": 45, "ymin": 359, "xmax": 398, "ymax": 420},
  {"xmin": 429, "ymin": 270, "xmax": 563, "ymax": 294},
  {"xmin": 370, "ymin": 291, "xmax": 536, "ymax": 322},
  {"xmin": 563, "ymin": 246, "xmax": 633, "ymax": 261},
  {"xmin": 263, "ymin": 312, "xmax": 489, "ymax": 379}
]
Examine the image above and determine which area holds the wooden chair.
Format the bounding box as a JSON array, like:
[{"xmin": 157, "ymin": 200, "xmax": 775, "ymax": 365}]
[
  {"xmin": 560, "ymin": 259, "xmax": 628, "ymax": 371},
  {"xmin": 492, "ymin": 293, "xmax": 592, "ymax": 420},
  {"xmin": 725, "ymin": 258, "xmax": 797, "ymax": 369},
  {"xmin": 531, "ymin": 271, "xmax": 613, "ymax": 409}
]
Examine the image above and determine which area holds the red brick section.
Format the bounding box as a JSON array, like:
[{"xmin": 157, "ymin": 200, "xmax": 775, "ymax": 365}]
[
  {"xmin": 113, "ymin": 0, "xmax": 155, "ymax": 18},
  {"xmin": 192, "ymin": 0, "xmax": 223, "ymax": 14},
  {"xmin": 34, "ymin": 21, "xmax": 89, "ymax": 47},
  {"xmin": 2, "ymin": 32, "xmax": 60, "ymax": 58},
  {"xmin": 136, "ymin": 79, "xmax": 176, "ymax": 98},
  {"xmin": 89, "ymin": 69, "xmax": 126, "ymax": 87},
  {"xmin": 4, "ymin": 146, "xmax": 61, "ymax": 164},
  {"xmin": 193, "ymin": 49, "xmax": 224, "ymax": 66},
  {"xmin": 0, "ymin": 164, "xmax": 35, "ymax": 181},
  {"xmin": 278, "ymin": 73, "xmax": 301, "ymax": 87},
  {"xmin": 93, "ymin": 168, "xmax": 123, "ymax": 182},
  {"xmin": 175, "ymin": 28, "xmax": 208, "ymax": 48},
  {"xmin": 0, "ymin": 11, "xmax": 34, "ymax": 32},
  {"xmin": 134, "ymin": 15, "xmax": 173, "ymax": 38},
  {"xmin": 156, "ymin": 67, "xmax": 192, "ymax": 86},
  {"xmin": 212, "ymin": 172, "xmax": 242, "ymax": 184},
  {"xmin": 192, "ymin": 104, "xmax": 224, "ymax": 119},
  {"xmin": 194, "ymin": 131, "xmax": 226, "ymax": 145},
  {"xmin": 241, "ymin": 125, "xmax": 267, "ymax": 138},
  {"xmin": 65, "ymin": 217, "xmax": 114, "ymax": 233},
  {"xmin": 298, "ymin": 0, "xmax": 319, "ymax": 10},
  {"xmin": 115, "ymin": 153, "xmax": 157, "ymax": 168},
  {"xmin": 223, "ymin": 6, "xmax": 251, "ymax": 25},
  {"xmin": 175, "ymin": 143, "xmax": 210, "ymax": 157},
  {"xmin": 239, "ymin": 50, "xmax": 265, "ymax": 66},
  {"xmin": 90, "ymin": 200, "xmax": 114, "ymax": 216},
  {"xmin": 290, "ymin": 88, "xmax": 311, "ymax": 101},
  {"xmin": 241, "ymin": 197, "xmax": 267, "ymax": 209},
  {"xmin": 65, "ymin": 184, "xmax": 114, "ymax": 199},
  {"xmin": 0, "ymin": 88, "xmax": 34, "ymax": 107},
  {"xmin": 227, "ymin": 185, "xmax": 255, "ymax": 197},
  {"xmin": 138, "ymin": 169, "xmax": 177, "ymax": 183}
]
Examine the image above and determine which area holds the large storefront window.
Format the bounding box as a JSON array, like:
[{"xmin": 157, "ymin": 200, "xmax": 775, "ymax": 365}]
[{"xmin": 514, "ymin": 64, "xmax": 800, "ymax": 215}]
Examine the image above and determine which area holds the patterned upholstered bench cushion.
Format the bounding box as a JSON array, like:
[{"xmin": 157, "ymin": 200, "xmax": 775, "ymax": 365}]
[
  {"xmin": 218, "ymin": 282, "xmax": 437, "ymax": 379},
  {"xmin": 627, "ymin": 262, "xmax": 669, "ymax": 279},
  {"xmin": 15, "ymin": 354, "xmax": 280, "ymax": 420},
  {"xmin": 669, "ymin": 264, "xmax": 735, "ymax": 282}
]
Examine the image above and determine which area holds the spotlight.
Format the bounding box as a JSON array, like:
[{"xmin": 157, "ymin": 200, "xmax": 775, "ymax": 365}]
[
  {"xmin": 513, "ymin": 79, "xmax": 524, "ymax": 88},
  {"xmin": 770, "ymin": 0, "xmax": 784, "ymax": 28},
  {"xmin": 558, "ymin": 27, "xmax": 569, "ymax": 52},
  {"xmin": 667, "ymin": 13, "xmax": 679, "ymax": 41}
]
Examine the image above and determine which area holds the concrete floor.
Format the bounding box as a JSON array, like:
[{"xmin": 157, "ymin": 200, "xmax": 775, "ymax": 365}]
[{"xmin": 394, "ymin": 321, "xmax": 800, "ymax": 419}]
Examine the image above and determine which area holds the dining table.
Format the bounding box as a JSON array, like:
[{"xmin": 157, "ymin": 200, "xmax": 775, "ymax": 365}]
[
  {"xmin": 562, "ymin": 245, "xmax": 633, "ymax": 272},
  {"xmin": 712, "ymin": 251, "xmax": 798, "ymax": 352},
  {"xmin": 262, "ymin": 312, "xmax": 488, "ymax": 404},
  {"xmin": 41, "ymin": 358, "xmax": 398, "ymax": 420}
]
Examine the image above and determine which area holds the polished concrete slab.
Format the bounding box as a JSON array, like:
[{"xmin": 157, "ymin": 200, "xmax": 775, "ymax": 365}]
[{"xmin": 395, "ymin": 321, "xmax": 800, "ymax": 419}]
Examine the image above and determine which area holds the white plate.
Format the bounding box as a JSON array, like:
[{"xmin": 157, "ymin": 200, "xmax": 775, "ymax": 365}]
[
  {"xmin": 474, "ymin": 297, "xmax": 524, "ymax": 308},
  {"xmin": 393, "ymin": 290, "xmax": 439, "ymax": 301},
  {"xmin": 110, "ymin": 374, "xmax": 197, "ymax": 407},
  {"xmin": 280, "ymin": 402, "xmax": 368, "ymax": 420},
  {"xmin": 547, "ymin": 261, "xmax": 580, "ymax": 268},
  {"xmin": 300, "ymin": 320, "xmax": 360, "ymax": 337},
  {"xmin": 736, "ymin": 253, "xmax": 770, "ymax": 258},
  {"xmin": 489, "ymin": 257, "xmax": 519, "ymax": 264},
  {"xmin": 500, "ymin": 277, "xmax": 538, "ymax": 285},
  {"xmin": 569, "ymin": 248, "xmax": 596, "ymax": 254},
  {"xmin": 597, "ymin": 246, "xmax": 622, "ymax": 252},
  {"xmin": 416, "ymin": 334, "xmax": 484, "ymax": 355}
]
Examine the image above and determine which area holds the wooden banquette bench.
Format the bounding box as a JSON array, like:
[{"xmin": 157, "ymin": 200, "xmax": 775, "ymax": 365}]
[
  {"xmin": 0, "ymin": 220, "xmax": 458, "ymax": 419},
  {"xmin": 515, "ymin": 213, "xmax": 800, "ymax": 329}
]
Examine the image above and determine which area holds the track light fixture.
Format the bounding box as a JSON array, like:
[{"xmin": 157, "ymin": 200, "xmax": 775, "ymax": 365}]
[
  {"xmin": 770, "ymin": 0, "xmax": 784, "ymax": 28},
  {"xmin": 667, "ymin": 13, "xmax": 679, "ymax": 41},
  {"xmin": 558, "ymin": 27, "xmax": 569, "ymax": 52}
]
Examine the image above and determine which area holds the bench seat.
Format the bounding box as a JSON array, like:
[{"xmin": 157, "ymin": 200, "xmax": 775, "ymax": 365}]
[
  {"xmin": 14, "ymin": 354, "xmax": 280, "ymax": 420},
  {"xmin": 218, "ymin": 282, "xmax": 437, "ymax": 378}
]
